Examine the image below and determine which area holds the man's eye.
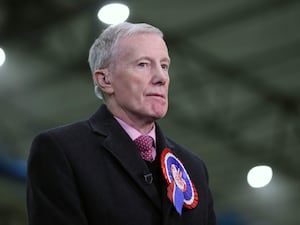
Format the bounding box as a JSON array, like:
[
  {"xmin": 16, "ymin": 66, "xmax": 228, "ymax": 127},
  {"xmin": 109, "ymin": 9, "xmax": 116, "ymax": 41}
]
[
  {"xmin": 161, "ymin": 64, "xmax": 169, "ymax": 70},
  {"xmin": 138, "ymin": 62, "xmax": 148, "ymax": 67}
]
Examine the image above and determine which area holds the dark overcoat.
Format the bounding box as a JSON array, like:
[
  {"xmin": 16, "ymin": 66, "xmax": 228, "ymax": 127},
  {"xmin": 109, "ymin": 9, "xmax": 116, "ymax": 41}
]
[{"xmin": 27, "ymin": 105, "xmax": 216, "ymax": 225}]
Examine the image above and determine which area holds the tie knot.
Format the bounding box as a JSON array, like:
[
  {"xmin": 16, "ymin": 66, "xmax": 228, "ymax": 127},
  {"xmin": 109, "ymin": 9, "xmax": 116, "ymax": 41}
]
[{"xmin": 134, "ymin": 135, "xmax": 154, "ymax": 161}]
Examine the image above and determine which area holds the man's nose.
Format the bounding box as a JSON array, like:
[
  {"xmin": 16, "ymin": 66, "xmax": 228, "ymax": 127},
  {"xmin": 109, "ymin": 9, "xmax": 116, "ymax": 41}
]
[{"xmin": 152, "ymin": 65, "xmax": 169, "ymax": 85}]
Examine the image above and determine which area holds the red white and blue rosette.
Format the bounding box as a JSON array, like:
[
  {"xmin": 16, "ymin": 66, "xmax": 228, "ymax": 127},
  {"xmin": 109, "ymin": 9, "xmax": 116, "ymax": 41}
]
[{"xmin": 161, "ymin": 148, "xmax": 198, "ymax": 215}]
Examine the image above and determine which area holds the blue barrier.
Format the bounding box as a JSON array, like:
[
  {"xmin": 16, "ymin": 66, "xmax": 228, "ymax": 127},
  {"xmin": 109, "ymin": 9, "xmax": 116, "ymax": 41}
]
[{"xmin": 0, "ymin": 156, "xmax": 26, "ymax": 182}]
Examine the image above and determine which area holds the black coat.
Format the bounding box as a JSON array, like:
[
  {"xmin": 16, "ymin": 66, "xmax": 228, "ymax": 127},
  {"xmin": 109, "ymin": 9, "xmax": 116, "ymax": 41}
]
[{"xmin": 27, "ymin": 105, "xmax": 216, "ymax": 225}]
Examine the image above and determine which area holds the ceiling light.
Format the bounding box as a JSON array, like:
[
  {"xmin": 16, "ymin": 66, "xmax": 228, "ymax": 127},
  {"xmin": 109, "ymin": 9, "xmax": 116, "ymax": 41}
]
[
  {"xmin": 247, "ymin": 165, "xmax": 273, "ymax": 188},
  {"xmin": 0, "ymin": 47, "xmax": 6, "ymax": 67},
  {"xmin": 97, "ymin": 3, "xmax": 130, "ymax": 25}
]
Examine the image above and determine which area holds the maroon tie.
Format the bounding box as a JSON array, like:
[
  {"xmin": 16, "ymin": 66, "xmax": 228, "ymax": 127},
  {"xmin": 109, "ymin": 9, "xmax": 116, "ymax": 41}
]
[{"xmin": 134, "ymin": 135, "xmax": 154, "ymax": 162}]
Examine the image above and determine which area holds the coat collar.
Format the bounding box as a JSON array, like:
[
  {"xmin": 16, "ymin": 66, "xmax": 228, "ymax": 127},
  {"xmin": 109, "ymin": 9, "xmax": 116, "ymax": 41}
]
[{"xmin": 88, "ymin": 104, "xmax": 174, "ymax": 150}]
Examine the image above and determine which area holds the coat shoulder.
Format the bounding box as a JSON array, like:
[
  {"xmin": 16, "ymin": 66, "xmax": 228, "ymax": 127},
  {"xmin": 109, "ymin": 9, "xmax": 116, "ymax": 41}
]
[
  {"xmin": 30, "ymin": 119, "xmax": 98, "ymax": 160},
  {"xmin": 33, "ymin": 120, "xmax": 93, "ymax": 144},
  {"xmin": 165, "ymin": 137, "xmax": 204, "ymax": 163},
  {"xmin": 165, "ymin": 137, "xmax": 210, "ymax": 179}
]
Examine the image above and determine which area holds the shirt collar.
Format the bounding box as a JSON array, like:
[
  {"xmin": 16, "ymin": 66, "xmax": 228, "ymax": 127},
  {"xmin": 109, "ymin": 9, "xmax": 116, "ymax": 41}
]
[{"xmin": 114, "ymin": 117, "xmax": 156, "ymax": 144}]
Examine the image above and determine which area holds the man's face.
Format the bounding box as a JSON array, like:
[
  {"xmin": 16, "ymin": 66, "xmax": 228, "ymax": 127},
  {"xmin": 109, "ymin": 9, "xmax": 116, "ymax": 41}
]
[{"xmin": 108, "ymin": 33, "xmax": 170, "ymax": 124}]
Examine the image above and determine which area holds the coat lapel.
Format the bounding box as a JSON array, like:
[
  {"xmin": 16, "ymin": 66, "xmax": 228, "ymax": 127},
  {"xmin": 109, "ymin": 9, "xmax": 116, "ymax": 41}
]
[
  {"xmin": 88, "ymin": 105, "xmax": 161, "ymax": 210},
  {"xmin": 155, "ymin": 125, "xmax": 175, "ymax": 222}
]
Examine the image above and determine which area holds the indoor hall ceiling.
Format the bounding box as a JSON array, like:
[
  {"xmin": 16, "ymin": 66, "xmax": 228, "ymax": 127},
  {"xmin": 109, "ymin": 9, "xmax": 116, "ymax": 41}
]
[{"xmin": 0, "ymin": 0, "xmax": 299, "ymax": 224}]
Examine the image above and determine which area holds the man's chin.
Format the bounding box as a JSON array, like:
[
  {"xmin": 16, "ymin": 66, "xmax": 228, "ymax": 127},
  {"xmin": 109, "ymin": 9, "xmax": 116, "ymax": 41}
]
[{"xmin": 151, "ymin": 110, "xmax": 168, "ymax": 120}]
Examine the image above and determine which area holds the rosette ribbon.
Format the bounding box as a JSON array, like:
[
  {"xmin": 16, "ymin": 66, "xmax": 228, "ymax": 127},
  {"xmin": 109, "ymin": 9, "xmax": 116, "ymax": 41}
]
[{"xmin": 161, "ymin": 148, "xmax": 198, "ymax": 215}]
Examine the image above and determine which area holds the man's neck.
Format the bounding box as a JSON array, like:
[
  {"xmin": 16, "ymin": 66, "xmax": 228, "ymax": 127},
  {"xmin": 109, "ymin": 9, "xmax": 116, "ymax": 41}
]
[{"xmin": 107, "ymin": 104, "xmax": 155, "ymax": 134}]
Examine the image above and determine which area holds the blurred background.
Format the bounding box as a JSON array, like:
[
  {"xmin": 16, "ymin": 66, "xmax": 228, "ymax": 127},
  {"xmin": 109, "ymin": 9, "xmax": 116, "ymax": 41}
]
[{"xmin": 0, "ymin": 0, "xmax": 300, "ymax": 224}]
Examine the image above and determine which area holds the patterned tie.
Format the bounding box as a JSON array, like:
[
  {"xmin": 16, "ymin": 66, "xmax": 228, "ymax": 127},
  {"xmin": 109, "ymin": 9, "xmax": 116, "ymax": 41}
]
[{"xmin": 134, "ymin": 135, "xmax": 154, "ymax": 162}]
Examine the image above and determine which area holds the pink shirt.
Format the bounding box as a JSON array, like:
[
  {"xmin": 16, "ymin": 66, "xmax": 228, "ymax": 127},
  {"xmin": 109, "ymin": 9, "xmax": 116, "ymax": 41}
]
[{"xmin": 115, "ymin": 117, "xmax": 157, "ymax": 160}]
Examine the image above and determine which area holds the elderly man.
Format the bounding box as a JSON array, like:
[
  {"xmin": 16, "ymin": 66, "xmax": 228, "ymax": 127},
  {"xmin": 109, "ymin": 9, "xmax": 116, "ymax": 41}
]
[{"xmin": 27, "ymin": 22, "xmax": 216, "ymax": 225}]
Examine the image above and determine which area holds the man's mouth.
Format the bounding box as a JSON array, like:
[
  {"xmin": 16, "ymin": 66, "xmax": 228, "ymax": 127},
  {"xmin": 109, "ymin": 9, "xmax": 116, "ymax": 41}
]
[{"xmin": 147, "ymin": 93, "xmax": 165, "ymax": 99}]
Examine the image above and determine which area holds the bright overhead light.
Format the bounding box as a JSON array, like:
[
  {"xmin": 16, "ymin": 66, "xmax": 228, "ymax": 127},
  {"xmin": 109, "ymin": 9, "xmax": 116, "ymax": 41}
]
[
  {"xmin": 0, "ymin": 47, "xmax": 6, "ymax": 67},
  {"xmin": 97, "ymin": 3, "xmax": 130, "ymax": 25},
  {"xmin": 247, "ymin": 165, "xmax": 273, "ymax": 188}
]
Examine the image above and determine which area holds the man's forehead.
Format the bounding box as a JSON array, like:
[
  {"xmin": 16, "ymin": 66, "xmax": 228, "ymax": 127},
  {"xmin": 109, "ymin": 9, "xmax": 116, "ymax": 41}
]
[{"xmin": 116, "ymin": 33, "xmax": 169, "ymax": 57}]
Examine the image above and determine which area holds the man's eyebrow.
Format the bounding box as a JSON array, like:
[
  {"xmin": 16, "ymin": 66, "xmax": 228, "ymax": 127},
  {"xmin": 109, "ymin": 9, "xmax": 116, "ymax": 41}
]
[
  {"xmin": 162, "ymin": 57, "xmax": 171, "ymax": 64},
  {"xmin": 135, "ymin": 56, "xmax": 171, "ymax": 63}
]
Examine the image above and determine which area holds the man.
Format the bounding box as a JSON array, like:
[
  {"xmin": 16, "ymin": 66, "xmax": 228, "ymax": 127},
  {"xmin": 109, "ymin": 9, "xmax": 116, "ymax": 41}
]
[{"xmin": 27, "ymin": 22, "xmax": 216, "ymax": 225}]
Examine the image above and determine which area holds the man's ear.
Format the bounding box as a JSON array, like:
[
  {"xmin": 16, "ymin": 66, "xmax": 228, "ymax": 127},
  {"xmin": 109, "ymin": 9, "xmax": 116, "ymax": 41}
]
[{"xmin": 93, "ymin": 69, "xmax": 114, "ymax": 95}]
